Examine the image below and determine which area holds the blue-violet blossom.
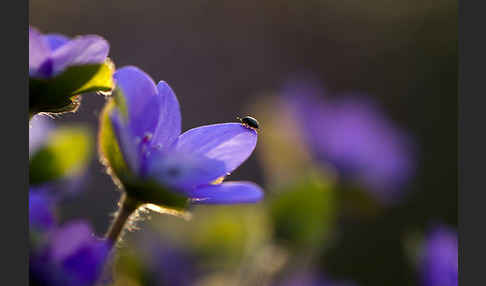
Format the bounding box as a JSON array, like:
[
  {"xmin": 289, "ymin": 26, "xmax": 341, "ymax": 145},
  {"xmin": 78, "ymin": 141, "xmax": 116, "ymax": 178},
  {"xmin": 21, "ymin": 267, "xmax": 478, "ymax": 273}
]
[
  {"xmin": 99, "ymin": 66, "xmax": 263, "ymax": 208},
  {"xmin": 29, "ymin": 188, "xmax": 56, "ymax": 232},
  {"xmin": 134, "ymin": 229, "xmax": 199, "ymax": 286},
  {"xmin": 283, "ymin": 80, "xmax": 415, "ymax": 203},
  {"xmin": 420, "ymin": 225, "xmax": 458, "ymax": 286},
  {"xmin": 29, "ymin": 191, "xmax": 109, "ymax": 286},
  {"xmin": 29, "ymin": 27, "xmax": 112, "ymax": 115}
]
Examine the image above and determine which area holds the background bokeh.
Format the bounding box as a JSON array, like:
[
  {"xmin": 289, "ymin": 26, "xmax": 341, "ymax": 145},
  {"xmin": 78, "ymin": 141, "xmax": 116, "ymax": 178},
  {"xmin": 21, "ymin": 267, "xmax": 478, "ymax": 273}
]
[{"xmin": 30, "ymin": 0, "xmax": 457, "ymax": 285}]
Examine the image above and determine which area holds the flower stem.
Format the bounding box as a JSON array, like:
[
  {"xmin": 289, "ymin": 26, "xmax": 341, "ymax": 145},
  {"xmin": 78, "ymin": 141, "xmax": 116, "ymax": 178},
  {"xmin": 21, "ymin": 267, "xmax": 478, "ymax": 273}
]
[{"xmin": 105, "ymin": 194, "xmax": 139, "ymax": 246}]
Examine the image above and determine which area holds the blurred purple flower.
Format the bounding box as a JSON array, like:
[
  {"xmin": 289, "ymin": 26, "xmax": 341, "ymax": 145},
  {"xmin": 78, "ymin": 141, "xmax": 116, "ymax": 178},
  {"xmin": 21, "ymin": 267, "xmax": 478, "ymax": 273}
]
[
  {"xmin": 29, "ymin": 26, "xmax": 109, "ymax": 79},
  {"xmin": 29, "ymin": 187, "xmax": 109, "ymax": 286},
  {"xmin": 30, "ymin": 220, "xmax": 110, "ymax": 286},
  {"xmin": 29, "ymin": 119, "xmax": 106, "ymax": 286},
  {"xmin": 283, "ymin": 81, "xmax": 415, "ymax": 203},
  {"xmin": 107, "ymin": 66, "xmax": 263, "ymax": 204},
  {"xmin": 136, "ymin": 230, "xmax": 198, "ymax": 286},
  {"xmin": 277, "ymin": 271, "xmax": 358, "ymax": 286},
  {"xmin": 29, "ymin": 188, "xmax": 56, "ymax": 231},
  {"xmin": 420, "ymin": 225, "xmax": 458, "ymax": 286}
]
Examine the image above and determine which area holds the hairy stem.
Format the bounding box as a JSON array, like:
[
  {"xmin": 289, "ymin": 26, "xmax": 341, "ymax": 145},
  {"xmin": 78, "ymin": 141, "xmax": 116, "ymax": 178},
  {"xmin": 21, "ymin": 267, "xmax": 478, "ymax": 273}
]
[{"xmin": 105, "ymin": 194, "xmax": 139, "ymax": 246}]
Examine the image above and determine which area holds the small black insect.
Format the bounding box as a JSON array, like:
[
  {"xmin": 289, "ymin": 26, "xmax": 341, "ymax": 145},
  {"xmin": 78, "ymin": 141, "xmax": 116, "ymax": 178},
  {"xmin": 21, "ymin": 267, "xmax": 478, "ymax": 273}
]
[{"xmin": 238, "ymin": 116, "xmax": 260, "ymax": 131}]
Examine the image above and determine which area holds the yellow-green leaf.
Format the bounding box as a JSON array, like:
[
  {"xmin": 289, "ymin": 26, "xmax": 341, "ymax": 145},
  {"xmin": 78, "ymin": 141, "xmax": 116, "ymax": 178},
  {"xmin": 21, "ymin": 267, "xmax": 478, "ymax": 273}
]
[
  {"xmin": 30, "ymin": 126, "xmax": 93, "ymax": 185},
  {"xmin": 71, "ymin": 58, "xmax": 115, "ymax": 95},
  {"xmin": 269, "ymin": 172, "xmax": 336, "ymax": 250}
]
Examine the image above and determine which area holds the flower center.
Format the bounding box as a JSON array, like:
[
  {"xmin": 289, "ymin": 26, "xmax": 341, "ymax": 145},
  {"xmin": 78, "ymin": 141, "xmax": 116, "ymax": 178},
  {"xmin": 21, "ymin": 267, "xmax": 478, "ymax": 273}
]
[{"xmin": 138, "ymin": 132, "xmax": 153, "ymax": 154}]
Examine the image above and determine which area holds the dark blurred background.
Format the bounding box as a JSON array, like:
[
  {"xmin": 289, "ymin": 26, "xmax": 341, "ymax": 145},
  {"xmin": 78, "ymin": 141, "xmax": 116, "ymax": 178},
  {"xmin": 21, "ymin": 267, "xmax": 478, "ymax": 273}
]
[{"xmin": 30, "ymin": 0, "xmax": 457, "ymax": 285}]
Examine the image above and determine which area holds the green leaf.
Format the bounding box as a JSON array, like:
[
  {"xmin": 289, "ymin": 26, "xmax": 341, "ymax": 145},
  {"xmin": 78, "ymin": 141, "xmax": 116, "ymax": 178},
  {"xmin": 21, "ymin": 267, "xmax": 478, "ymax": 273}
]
[
  {"xmin": 98, "ymin": 99, "xmax": 131, "ymax": 184},
  {"xmin": 71, "ymin": 58, "xmax": 115, "ymax": 95},
  {"xmin": 337, "ymin": 183, "xmax": 384, "ymax": 218},
  {"xmin": 124, "ymin": 180, "xmax": 189, "ymax": 211},
  {"xmin": 269, "ymin": 172, "xmax": 336, "ymax": 250},
  {"xmin": 190, "ymin": 205, "xmax": 270, "ymax": 264},
  {"xmin": 29, "ymin": 59, "xmax": 115, "ymax": 114},
  {"xmin": 29, "ymin": 126, "xmax": 93, "ymax": 185}
]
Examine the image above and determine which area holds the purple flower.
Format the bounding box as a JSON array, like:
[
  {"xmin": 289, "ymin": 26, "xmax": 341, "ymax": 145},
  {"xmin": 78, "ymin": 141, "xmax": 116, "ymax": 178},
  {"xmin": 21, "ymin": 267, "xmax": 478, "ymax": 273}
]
[
  {"xmin": 29, "ymin": 189, "xmax": 56, "ymax": 231},
  {"xmin": 420, "ymin": 225, "xmax": 458, "ymax": 286},
  {"xmin": 29, "ymin": 27, "xmax": 113, "ymax": 115},
  {"xmin": 276, "ymin": 271, "xmax": 358, "ymax": 286},
  {"xmin": 29, "ymin": 27, "xmax": 109, "ymax": 79},
  {"xmin": 30, "ymin": 220, "xmax": 110, "ymax": 286},
  {"xmin": 135, "ymin": 230, "xmax": 198, "ymax": 286},
  {"xmin": 29, "ymin": 188, "xmax": 109, "ymax": 286},
  {"xmin": 99, "ymin": 66, "xmax": 263, "ymax": 206},
  {"xmin": 283, "ymin": 81, "xmax": 415, "ymax": 203}
]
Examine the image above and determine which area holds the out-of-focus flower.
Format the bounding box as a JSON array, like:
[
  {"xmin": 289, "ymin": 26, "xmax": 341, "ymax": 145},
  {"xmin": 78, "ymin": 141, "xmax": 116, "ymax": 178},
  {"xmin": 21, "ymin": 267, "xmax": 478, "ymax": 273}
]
[
  {"xmin": 29, "ymin": 27, "xmax": 114, "ymax": 115},
  {"xmin": 29, "ymin": 27, "xmax": 109, "ymax": 79},
  {"xmin": 250, "ymin": 95, "xmax": 318, "ymax": 187},
  {"xmin": 276, "ymin": 270, "xmax": 357, "ymax": 286},
  {"xmin": 99, "ymin": 66, "xmax": 263, "ymax": 210},
  {"xmin": 135, "ymin": 230, "xmax": 198, "ymax": 286},
  {"xmin": 268, "ymin": 173, "xmax": 336, "ymax": 250},
  {"xmin": 29, "ymin": 188, "xmax": 109, "ymax": 286},
  {"xmin": 29, "ymin": 115, "xmax": 93, "ymax": 194},
  {"xmin": 30, "ymin": 220, "xmax": 110, "ymax": 286},
  {"xmin": 282, "ymin": 81, "xmax": 415, "ymax": 203},
  {"xmin": 420, "ymin": 225, "xmax": 457, "ymax": 286},
  {"xmin": 188, "ymin": 204, "xmax": 271, "ymax": 266},
  {"xmin": 29, "ymin": 188, "xmax": 56, "ymax": 232}
]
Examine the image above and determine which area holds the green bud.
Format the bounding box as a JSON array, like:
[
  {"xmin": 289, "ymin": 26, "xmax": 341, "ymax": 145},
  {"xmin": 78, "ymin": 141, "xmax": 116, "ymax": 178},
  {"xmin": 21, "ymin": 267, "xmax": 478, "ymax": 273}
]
[{"xmin": 29, "ymin": 59, "xmax": 115, "ymax": 116}]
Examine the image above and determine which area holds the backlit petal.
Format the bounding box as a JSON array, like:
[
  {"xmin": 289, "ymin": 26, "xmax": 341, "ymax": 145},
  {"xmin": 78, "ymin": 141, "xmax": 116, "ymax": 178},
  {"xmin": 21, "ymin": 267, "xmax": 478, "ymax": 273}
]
[
  {"xmin": 151, "ymin": 81, "xmax": 182, "ymax": 150},
  {"xmin": 190, "ymin": 181, "xmax": 263, "ymax": 204},
  {"xmin": 172, "ymin": 123, "xmax": 257, "ymax": 176},
  {"xmin": 29, "ymin": 27, "xmax": 51, "ymax": 75},
  {"xmin": 145, "ymin": 150, "xmax": 226, "ymax": 192},
  {"xmin": 43, "ymin": 34, "xmax": 70, "ymax": 51},
  {"xmin": 113, "ymin": 66, "xmax": 161, "ymax": 139},
  {"xmin": 50, "ymin": 35, "xmax": 109, "ymax": 76}
]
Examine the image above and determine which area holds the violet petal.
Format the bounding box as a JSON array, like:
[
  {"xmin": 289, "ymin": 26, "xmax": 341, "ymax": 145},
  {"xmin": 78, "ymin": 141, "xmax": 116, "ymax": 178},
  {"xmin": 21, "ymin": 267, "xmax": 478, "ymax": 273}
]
[
  {"xmin": 50, "ymin": 35, "xmax": 109, "ymax": 76},
  {"xmin": 146, "ymin": 150, "xmax": 226, "ymax": 191},
  {"xmin": 151, "ymin": 81, "xmax": 182, "ymax": 151},
  {"xmin": 113, "ymin": 66, "xmax": 160, "ymax": 139},
  {"xmin": 110, "ymin": 110, "xmax": 140, "ymax": 174},
  {"xmin": 29, "ymin": 27, "xmax": 51, "ymax": 76},
  {"xmin": 190, "ymin": 181, "xmax": 263, "ymax": 204},
  {"xmin": 29, "ymin": 191, "xmax": 55, "ymax": 231},
  {"xmin": 172, "ymin": 123, "xmax": 257, "ymax": 177},
  {"xmin": 43, "ymin": 34, "xmax": 70, "ymax": 51}
]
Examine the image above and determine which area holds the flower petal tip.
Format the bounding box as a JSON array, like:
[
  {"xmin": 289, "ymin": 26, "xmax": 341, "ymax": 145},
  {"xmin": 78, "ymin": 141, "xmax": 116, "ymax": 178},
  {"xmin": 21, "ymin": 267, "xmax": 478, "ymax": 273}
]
[{"xmin": 190, "ymin": 181, "xmax": 264, "ymax": 205}]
